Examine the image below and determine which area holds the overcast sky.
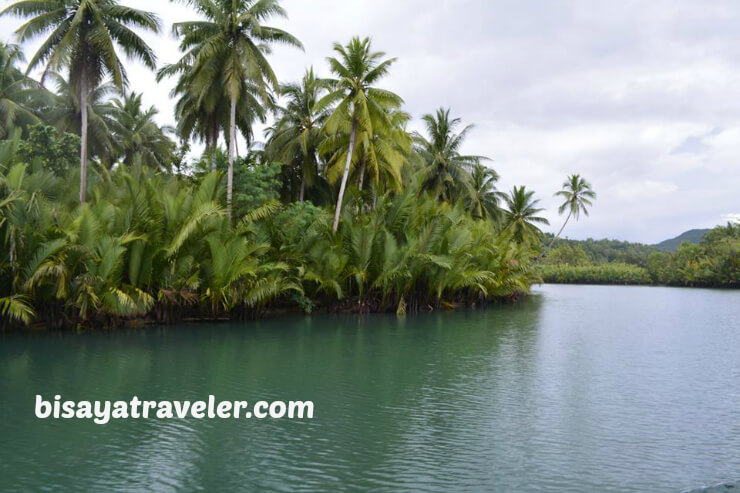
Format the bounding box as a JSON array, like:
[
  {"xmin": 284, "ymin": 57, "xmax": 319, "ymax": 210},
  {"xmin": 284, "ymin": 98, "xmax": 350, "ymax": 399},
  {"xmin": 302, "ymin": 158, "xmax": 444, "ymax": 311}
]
[{"xmin": 2, "ymin": 0, "xmax": 739, "ymax": 243}]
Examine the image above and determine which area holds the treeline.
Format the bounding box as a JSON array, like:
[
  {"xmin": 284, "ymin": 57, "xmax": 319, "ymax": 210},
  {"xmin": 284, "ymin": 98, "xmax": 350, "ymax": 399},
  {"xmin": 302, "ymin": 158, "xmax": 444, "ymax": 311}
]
[
  {"xmin": 0, "ymin": 1, "xmax": 565, "ymax": 330},
  {"xmin": 540, "ymin": 236, "xmax": 655, "ymax": 267},
  {"xmin": 0, "ymin": 163, "xmax": 538, "ymax": 330},
  {"xmin": 539, "ymin": 224, "xmax": 739, "ymax": 287}
]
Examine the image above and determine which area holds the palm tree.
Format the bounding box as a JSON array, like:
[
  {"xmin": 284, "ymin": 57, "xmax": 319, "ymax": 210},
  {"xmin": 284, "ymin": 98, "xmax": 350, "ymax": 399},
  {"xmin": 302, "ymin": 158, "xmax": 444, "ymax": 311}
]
[
  {"xmin": 108, "ymin": 92, "xmax": 175, "ymax": 169},
  {"xmin": 322, "ymin": 36, "xmax": 403, "ymax": 232},
  {"xmin": 0, "ymin": 42, "xmax": 48, "ymax": 139},
  {"xmin": 414, "ymin": 107, "xmax": 488, "ymax": 203},
  {"xmin": 266, "ymin": 68, "xmax": 329, "ymax": 202},
  {"xmin": 468, "ymin": 163, "xmax": 503, "ymax": 221},
  {"xmin": 170, "ymin": 0, "xmax": 302, "ymax": 217},
  {"xmin": 502, "ymin": 186, "xmax": 550, "ymax": 244},
  {"xmin": 355, "ymin": 108, "xmax": 410, "ymax": 196},
  {"xmin": 159, "ymin": 53, "xmax": 270, "ymax": 173},
  {"xmin": 2, "ymin": 0, "xmax": 161, "ymax": 203},
  {"xmin": 546, "ymin": 174, "xmax": 596, "ymax": 250},
  {"xmin": 45, "ymin": 73, "xmax": 119, "ymax": 166}
]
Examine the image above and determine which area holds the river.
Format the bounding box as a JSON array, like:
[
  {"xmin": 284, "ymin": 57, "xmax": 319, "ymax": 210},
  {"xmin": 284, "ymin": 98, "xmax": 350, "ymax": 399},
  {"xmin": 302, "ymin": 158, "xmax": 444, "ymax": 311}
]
[{"xmin": 1, "ymin": 284, "xmax": 739, "ymax": 492}]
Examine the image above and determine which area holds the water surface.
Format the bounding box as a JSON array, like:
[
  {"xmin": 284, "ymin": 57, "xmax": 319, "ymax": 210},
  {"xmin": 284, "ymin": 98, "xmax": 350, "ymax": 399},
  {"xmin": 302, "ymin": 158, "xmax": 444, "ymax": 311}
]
[{"xmin": 1, "ymin": 285, "xmax": 739, "ymax": 492}]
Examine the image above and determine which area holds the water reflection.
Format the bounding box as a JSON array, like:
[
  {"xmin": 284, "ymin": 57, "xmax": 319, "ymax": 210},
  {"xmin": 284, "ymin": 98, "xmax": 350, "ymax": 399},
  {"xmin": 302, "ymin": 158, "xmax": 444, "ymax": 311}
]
[{"xmin": 1, "ymin": 286, "xmax": 739, "ymax": 492}]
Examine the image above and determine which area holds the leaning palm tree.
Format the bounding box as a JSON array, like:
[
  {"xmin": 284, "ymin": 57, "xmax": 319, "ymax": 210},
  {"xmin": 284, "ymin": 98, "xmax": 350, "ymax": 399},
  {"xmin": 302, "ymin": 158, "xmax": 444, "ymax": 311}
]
[
  {"xmin": 170, "ymin": 0, "xmax": 302, "ymax": 217},
  {"xmin": 502, "ymin": 186, "xmax": 550, "ymax": 244},
  {"xmin": 108, "ymin": 92, "xmax": 175, "ymax": 169},
  {"xmin": 546, "ymin": 174, "xmax": 596, "ymax": 250},
  {"xmin": 414, "ymin": 107, "xmax": 487, "ymax": 204},
  {"xmin": 322, "ymin": 36, "xmax": 403, "ymax": 232},
  {"xmin": 265, "ymin": 68, "xmax": 330, "ymax": 201},
  {"xmin": 2, "ymin": 0, "xmax": 161, "ymax": 203}
]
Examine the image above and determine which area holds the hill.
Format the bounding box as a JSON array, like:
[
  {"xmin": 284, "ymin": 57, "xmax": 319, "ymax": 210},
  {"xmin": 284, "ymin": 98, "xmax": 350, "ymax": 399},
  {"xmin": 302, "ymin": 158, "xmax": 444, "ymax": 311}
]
[{"xmin": 653, "ymin": 229, "xmax": 710, "ymax": 252}]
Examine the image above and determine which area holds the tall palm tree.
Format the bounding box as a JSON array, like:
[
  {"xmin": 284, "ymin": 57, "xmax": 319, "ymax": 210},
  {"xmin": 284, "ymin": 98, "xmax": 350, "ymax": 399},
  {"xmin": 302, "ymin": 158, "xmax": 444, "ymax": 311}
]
[
  {"xmin": 45, "ymin": 73, "xmax": 119, "ymax": 166},
  {"xmin": 109, "ymin": 92, "xmax": 175, "ymax": 169},
  {"xmin": 266, "ymin": 68, "xmax": 329, "ymax": 202},
  {"xmin": 322, "ymin": 36, "xmax": 403, "ymax": 232},
  {"xmin": 170, "ymin": 0, "xmax": 302, "ymax": 217},
  {"xmin": 468, "ymin": 163, "xmax": 503, "ymax": 221},
  {"xmin": 0, "ymin": 42, "xmax": 48, "ymax": 139},
  {"xmin": 502, "ymin": 186, "xmax": 550, "ymax": 244},
  {"xmin": 414, "ymin": 107, "xmax": 487, "ymax": 203},
  {"xmin": 546, "ymin": 174, "xmax": 596, "ymax": 250},
  {"xmin": 159, "ymin": 50, "xmax": 270, "ymax": 173},
  {"xmin": 2, "ymin": 0, "xmax": 160, "ymax": 203}
]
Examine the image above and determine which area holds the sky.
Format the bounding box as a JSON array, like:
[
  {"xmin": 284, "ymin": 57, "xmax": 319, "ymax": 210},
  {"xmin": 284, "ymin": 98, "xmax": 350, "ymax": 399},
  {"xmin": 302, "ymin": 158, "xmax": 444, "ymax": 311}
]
[{"xmin": 1, "ymin": 0, "xmax": 739, "ymax": 244}]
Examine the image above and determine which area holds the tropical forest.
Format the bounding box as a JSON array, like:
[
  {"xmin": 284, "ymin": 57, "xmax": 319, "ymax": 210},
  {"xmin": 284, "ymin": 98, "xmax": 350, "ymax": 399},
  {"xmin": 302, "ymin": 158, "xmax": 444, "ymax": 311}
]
[{"xmin": 0, "ymin": 0, "xmax": 737, "ymax": 330}]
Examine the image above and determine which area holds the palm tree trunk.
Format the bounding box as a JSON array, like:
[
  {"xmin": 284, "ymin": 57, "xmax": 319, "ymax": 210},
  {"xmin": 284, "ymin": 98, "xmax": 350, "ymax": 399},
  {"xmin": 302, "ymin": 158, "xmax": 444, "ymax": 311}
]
[
  {"xmin": 209, "ymin": 132, "xmax": 216, "ymax": 171},
  {"xmin": 227, "ymin": 96, "xmax": 236, "ymax": 218},
  {"xmin": 357, "ymin": 156, "xmax": 366, "ymax": 192},
  {"xmin": 299, "ymin": 165, "xmax": 306, "ymax": 202},
  {"xmin": 79, "ymin": 75, "xmax": 88, "ymax": 204},
  {"xmin": 545, "ymin": 211, "xmax": 572, "ymax": 252},
  {"xmin": 332, "ymin": 119, "xmax": 357, "ymax": 233}
]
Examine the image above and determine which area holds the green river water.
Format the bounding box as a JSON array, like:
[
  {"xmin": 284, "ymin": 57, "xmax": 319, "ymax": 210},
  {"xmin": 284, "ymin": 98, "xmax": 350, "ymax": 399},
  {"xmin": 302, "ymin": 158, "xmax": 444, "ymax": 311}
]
[{"xmin": 1, "ymin": 284, "xmax": 739, "ymax": 492}]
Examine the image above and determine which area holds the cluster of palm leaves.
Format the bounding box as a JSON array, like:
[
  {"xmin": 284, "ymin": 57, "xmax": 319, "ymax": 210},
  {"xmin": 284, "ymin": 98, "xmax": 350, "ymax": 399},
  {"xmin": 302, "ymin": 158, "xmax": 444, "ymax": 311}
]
[
  {"xmin": 0, "ymin": 163, "xmax": 537, "ymax": 328},
  {"xmin": 0, "ymin": 164, "xmax": 302, "ymax": 328},
  {"xmin": 0, "ymin": 0, "xmax": 600, "ymax": 329},
  {"xmin": 0, "ymin": 39, "xmax": 174, "ymax": 171}
]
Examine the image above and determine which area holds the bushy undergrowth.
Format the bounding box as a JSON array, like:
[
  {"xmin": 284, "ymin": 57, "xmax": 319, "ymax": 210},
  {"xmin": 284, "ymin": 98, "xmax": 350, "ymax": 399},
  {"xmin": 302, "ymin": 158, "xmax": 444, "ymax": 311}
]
[
  {"xmin": 0, "ymin": 165, "xmax": 538, "ymax": 330},
  {"xmin": 537, "ymin": 263, "xmax": 651, "ymax": 285}
]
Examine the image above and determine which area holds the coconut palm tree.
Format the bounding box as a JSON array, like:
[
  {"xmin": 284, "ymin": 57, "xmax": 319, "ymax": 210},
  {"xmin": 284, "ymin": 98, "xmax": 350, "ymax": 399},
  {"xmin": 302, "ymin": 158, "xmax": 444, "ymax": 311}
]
[
  {"xmin": 356, "ymin": 108, "xmax": 411, "ymax": 196},
  {"xmin": 546, "ymin": 174, "xmax": 596, "ymax": 250},
  {"xmin": 502, "ymin": 186, "xmax": 550, "ymax": 244},
  {"xmin": 414, "ymin": 107, "xmax": 488, "ymax": 203},
  {"xmin": 2, "ymin": 0, "xmax": 160, "ymax": 202},
  {"xmin": 108, "ymin": 92, "xmax": 175, "ymax": 170},
  {"xmin": 322, "ymin": 36, "xmax": 403, "ymax": 232},
  {"xmin": 266, "ymin": 68, "xmax": 330, "ymax": 202},
  {"xmin": 0, "ymin": 42, "xmax": 48, "ymax": 139},
  {"xmin": 468, "ymin": 163, "xmax": 503, "ymax": 221},
  {"xmin": 170, "ymin": 0, "xmax": 302, "ymax": 217},
  {"xmin": 159, "ymin": 51, "xmax": 270, "ymax": 173},
  {"xmin": 45, "ymin": 73, "xmax": 119, "ymax": 166}
]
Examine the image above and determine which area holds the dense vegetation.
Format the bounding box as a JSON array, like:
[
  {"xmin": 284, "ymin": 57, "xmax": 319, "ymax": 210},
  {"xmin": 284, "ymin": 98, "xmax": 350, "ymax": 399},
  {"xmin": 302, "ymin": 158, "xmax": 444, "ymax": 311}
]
[
  {"xmin": 539, "ymin": 224, "xmax": 739, "ymax": 287},
  {"xmin": 653, "ymin": 229, "xmax": 711, "ymax": 253},
  {"xmin": 0, "ymin": 1, "xmax": 735, "ymax": 329},
  {"xmin": 0, "ymin": 0, "xmax": 559, "ymax": 330}
]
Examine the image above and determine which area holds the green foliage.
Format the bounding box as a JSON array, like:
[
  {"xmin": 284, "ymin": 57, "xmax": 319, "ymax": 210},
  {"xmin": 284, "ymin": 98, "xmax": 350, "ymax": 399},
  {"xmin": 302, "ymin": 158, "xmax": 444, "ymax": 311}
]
[
  {"xmin": 17, "ymin": 124, "xmax": 79, "ymax": 176},
  {"xmin": 538, "ymin": 263, "xmax": 651, "ymax": 285},
  {"xmin": 543, "ymin": 236, "xmax": 657, "ymax": 267},
  {"xmin": 541, "ymin": 243, "xmax": 591, "ymax": 266},
  {"xmin": 0, "ymin": 163, "xmax": 538, "ymax": 329},
  {"xmin": 543, "ymin": 223, "xmax": 738, "ymax": 287},
  {"xmin": 414, "ymin": 107, "xmax": 488, "ymax": 204},
  {"xmin": 653, "ymin": 228, "xmax": 710, "ymax": 252},
  {"xmin": 232, "ymin": 159, "xmax": 282, "ymax": 217},
  {"xmin": 647, "ymin": 223, "xmax": 739, "ymax": 287},
  {"xmin": 502, "ymin": 186, "xmax": 549, "ymax": 245}
]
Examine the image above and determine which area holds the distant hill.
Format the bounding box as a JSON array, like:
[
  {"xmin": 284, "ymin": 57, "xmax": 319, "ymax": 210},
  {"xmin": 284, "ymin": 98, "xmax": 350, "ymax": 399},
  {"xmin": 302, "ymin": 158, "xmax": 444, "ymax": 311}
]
[{"xmin": 653, "ymin": 229, "xmax": 710, "ymax": 252}]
